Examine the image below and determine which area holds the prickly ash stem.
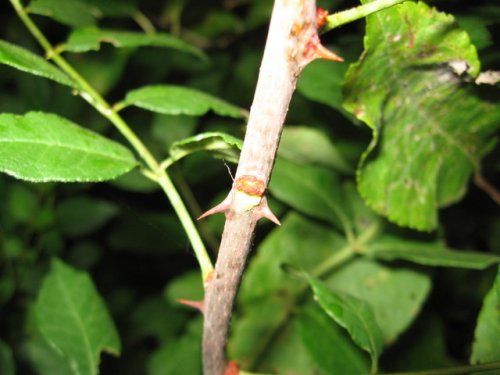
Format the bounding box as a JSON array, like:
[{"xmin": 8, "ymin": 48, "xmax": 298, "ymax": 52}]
[{"xmin": 201, "ymin": 1, "xmax": 343, "ymax": 374}]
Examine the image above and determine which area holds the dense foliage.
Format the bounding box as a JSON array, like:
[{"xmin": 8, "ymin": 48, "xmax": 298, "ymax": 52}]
[{"xmin": 0, "ymin": 0, "xmax": 499, "ymax": 374}]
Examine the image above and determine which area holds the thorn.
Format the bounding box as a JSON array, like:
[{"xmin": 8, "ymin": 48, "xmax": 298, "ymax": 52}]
[
  {"xmin": 197, "ymin": 194, "xmax": 232, "ymax": 221},
  {"xmin": 253, "ymin": 196, "xmax": 281, "ymax": 225},
  {"xmin": 302, "ymin": 33, "xmax": 343, "ymax": 67},
  {"xmin": 315, "ymin": 41, "xmax": 344, "ymax": 62},
  {"xmin": 178, "ymin": 299, "xmax": 204, "ymax": 314}
]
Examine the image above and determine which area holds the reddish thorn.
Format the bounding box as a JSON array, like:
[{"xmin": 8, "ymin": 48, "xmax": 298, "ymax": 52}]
[
  {"xmin": 254, "ymin": 196, "xmax": 281, "ymax": 226},
  {"xmin": 178, "ymin": 299, "xmax": 204, "ymax": 313},
  {"xmin": 315, "ymin": 42, "xmax": 343, "ymax": 62},
  {"xmin": 223, "ymin": 361, "xmax": 239, "ymax": 375},
  {"xmin": 303, "ymin": 34, "xmax": 343, "ymax": 66},
  {"xmin": 197, "ymin": 195, "xmax": 232, "ymax": 221},
  {"xmin": 316, "ymin": 7, "xmax": 329, "ymax": 29}
]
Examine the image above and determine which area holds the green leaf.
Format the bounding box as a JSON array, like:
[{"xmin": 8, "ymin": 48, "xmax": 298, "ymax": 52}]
[
  {"xmin": 298, "ymin": 305, "xmax": 370, "ymax": 375},
  {"xmin": 169, "ymin": 132, "xmax": 242, "ymax": 164},
  {"xmin": 107, "ymin": 212, "xmax": 185, "ymax": 254},
  {"xmin": 148, "ymin": 318, "xmax": 202, "ymax": 375},
  {"xmin": 470, "ymin": 271, "xmax": 500, "ymax": 366},
  {"xmin": 120, "ymin": 85, "xmax": 246, "ymax": 118},
  {"xmin": 63, "ymin": 27, "xmax": 204, "ymax": 59},
  {"xmin": 164, "ymin": 271, "xmax": 204, "ymax": 304},
  {"xmin": 343, "ymin": 1, "xmax": 500, "ymax": 230},
  {"xmin": 7, "ymin": 184, "xmax": 38, "ymax": 224},
  {"xmin": 230, "ymin": 299, "xmax": 292, "ymax": 370},
  {"xmin": 231, "ymin": 213, "xmax": 348, "ymax": 367},
  {"xmin": 0, "ymin": 340, "xmax": 14, "ymax": 375},
  {"xmin": 151, "ymin": 114, "xmax": 198, "ymax": 150},
  {"xmin": 80, "ymin": 0, "xmax": 137, "ymax": 17},
  {"xmin": 232, "ymin": 301, "xmax": 327, "ymax": 375},
  {"xmin": 22, "ymin": 335, "xmax": 74, "ymax": 375},
  {"xmin": 278, "ymin": 126, "xmax": 353, "ymax": 173},
  {"xmin": 0, "ymin": 112, "xmax": 137, "ymax": 182},
  {"xmin": 28, "ymin": 0, "xmax": 96, "ymax": 27},
  {"xmin": 130, "ymin": 296, "xmax": 188, "ymax": 344},
  {"xmin": 269, "ymin": 158, "xmax": 352, "ymax": 232},
  {"xmin": 368, "ymin": 236, "xmax": 500, "ymax": 270},
  {"xmin": 386, "ymin": 313, "xmax": 457, "ymax": 371},
  {"xmin": 456, "ymin": 15, "xmax": 493, "ymax": 50},
  {"xmin": 326, "ymin": 259, "xmax": 431, "ymax": 344},
  {"xmin": 297, "ymin": 59, "xmax": 350, "ymax": 116},
  {"xmin": 0, "ymin": 40, "xmax": 75, "ymax": 87},
  {"xmin": 194, "ymin": 11, "xmax": 244, "ymax": 39},
  {"xmin": 56, "ymin": 196, "xmax": 118, "ymax": 237},
  {"xmin": 110, "ymin": 169, "xmax": 159, "ymax": 193},
  {"xmin": 34, "ymin": 258, "xmax": 121, "ymax": 375},
  {"xmin": 305, "ymin": 273, "xmax": 384, "ymax": 371},
  {"xmin": 497, "ymin": 266, "xmax": 500, "ymax": 303}
]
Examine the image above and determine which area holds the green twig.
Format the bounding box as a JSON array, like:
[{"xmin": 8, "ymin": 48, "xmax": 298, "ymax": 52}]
[
  {"xmin": 323, "ymin": 0, "xmax": 409, "ymax": 32},
  {"xmin": 9, "ymin": 0, "xmax": 214, "ymax": 282},
  {"xmin": 133, "ymin": 10, "xmax": 156, "ymax": 34}
]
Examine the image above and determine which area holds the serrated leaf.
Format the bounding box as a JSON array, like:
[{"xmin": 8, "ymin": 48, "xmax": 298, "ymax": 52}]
[
  {"xmin": 231, "ymin": 214, "xmax": 348, "ymax": 367},
  {"xmin": 35, "ymin": 258, "xmax": 121, "ymax": 375},
  {"xmin": 169, "ymin": 132, "xmax": 242, "ymax": 164},
  {"xmin": 28, "ymin": 0, "xmax": 96, "ymax": 27},
  {"xmin": 278, "ymin": 126, "xmax": 353, "ymax": 173},
  {"xmin": 0, "ymin": 112, "xmax": 137, "ymax": 182},
  {"xmin": 298, "ymin": 305, "xmax": 370, "ymax": 375},
  {"xmin": 368, "ymin": 236, "xmax": 500, "ymax": 270},
  {"xmin": 120, "ymin": 85, "xmax": 246, "ymax": 118},
  {"xmin": 62, "ymin": 27, "xmax": 204, "ymax": 59},
  {"xmin": 305, "ymin": 273, "xmax": 384, "ymax": 372},
  {"xmin": 233, "ymin": 213, "xmax": 431, "ymax": 369},
  {"xmin": 343, "ymin": 1, "xmax": 500, "ymax": 231},
  {"xmin": 0, "ymin": 40, "xmax": 75, "ymax": 87},
  {"xmin": 326, "ymin": 259, "xmax": 431, "ymax": 344},
  {"xmin": 269, "ymin": 158, "xmax": 352, "ymax": 233},
  {"xmin": 231, "ymin": 301, "xmax": 326, "ymax": 374},
  {"xmin": 470, "ymin": 273, "xmax": 500, "ymax": 366}
]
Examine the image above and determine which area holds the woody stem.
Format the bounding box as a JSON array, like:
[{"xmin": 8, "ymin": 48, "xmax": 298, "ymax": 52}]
[{"xmin": 201, "ymin": 1, "xmax": 319, "ymax": 374}]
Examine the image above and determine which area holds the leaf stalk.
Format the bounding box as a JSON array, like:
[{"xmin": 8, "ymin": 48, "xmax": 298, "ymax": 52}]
[
  {"xmin": 9, "ymin": 0, "xmax": 214, "ymax": 282},
  {"xmin": 323, "ymin": 0, "xmax": 409, "ymax": 32}
]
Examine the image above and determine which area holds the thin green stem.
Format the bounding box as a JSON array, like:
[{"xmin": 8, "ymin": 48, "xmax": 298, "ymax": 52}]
[
  {"xmin": 133, "ymin": 11, "xmax": 156, "ymax": 34},
  {"xmin": 323, "ymin": 0, "xmax": 409, "ymax": 32},
  {"xmin": 380, "ymin": 361, "xmax": 500, "ymax": 375},
  {"xmin": 157, "ymin": 173, "xmax": 214, "ymax": 281},
  {"xmin": 311, "ymin": 244, "xmax": 354, "ymax": 277},
  {"xmin": 10, "ymin": 0, "xmax": 214, "ymax": 281}
]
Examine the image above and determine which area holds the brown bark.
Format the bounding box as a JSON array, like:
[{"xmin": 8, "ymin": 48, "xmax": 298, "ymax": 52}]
[{"xmin": 201, "ymin": 1, "xmax": 340, "ymax": 373}]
